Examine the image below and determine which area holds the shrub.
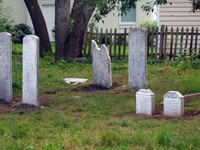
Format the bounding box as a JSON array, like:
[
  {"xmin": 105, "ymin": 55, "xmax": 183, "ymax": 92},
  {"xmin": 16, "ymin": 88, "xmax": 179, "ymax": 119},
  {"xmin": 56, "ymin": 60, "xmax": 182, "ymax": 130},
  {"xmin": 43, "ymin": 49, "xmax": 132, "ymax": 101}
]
[
  {"xmin": 138, "ymin": 20, "xmax": 157, "ymax": 31},
  {"xmin": 0, "ymin": 0, "xmax": 15, "ymax": 33},
  {"xmin": 13, "ymin": 23, "xmax": 33, "ymax": 43}
]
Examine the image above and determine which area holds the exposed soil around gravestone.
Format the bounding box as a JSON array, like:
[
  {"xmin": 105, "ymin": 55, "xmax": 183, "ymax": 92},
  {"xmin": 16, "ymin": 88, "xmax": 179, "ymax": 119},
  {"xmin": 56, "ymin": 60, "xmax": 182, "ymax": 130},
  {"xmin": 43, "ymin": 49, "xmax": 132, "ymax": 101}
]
[
  {"xmin": 13, "ymin": 103, "xmax": 38, "ymax": 110},
  {"xmin": 0, "ymin": 98, "xmax": 9, "ymax": 105},
  {"xmin": 122, "ymin": 105, "xmax": 200, "ymax": 121},
  {"xmin": 72, "ymin": 84, "xmax": 119, "ymax": 93}
]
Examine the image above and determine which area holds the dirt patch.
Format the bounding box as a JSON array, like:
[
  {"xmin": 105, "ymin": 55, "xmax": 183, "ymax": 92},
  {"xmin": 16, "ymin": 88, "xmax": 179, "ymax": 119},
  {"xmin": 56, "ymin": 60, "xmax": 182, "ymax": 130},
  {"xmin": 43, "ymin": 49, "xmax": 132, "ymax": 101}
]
[
  {"xmin": 0, "ymin": 98, "xmax": 9, "ymax": 105},
  {"xmin": 122, "ymin": 106, "xmax": 200, "ymax": 121},
  {"xmin": 72, "ymin": 83, "xmax": 119, "ymax": 93},
  {"xmin": 44, "ymin": 91, "xmax": 57, "ymax": 94}
]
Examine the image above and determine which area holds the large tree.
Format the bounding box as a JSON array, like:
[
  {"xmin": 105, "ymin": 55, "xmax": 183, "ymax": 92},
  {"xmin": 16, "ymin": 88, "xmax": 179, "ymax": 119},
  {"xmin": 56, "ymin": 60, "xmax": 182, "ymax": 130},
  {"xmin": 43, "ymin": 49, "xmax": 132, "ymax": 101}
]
[
  {"xmin": 55, "ymin": 0, "xmax": 137, "ymax": 62},
  {"xmin": 24, "ymin": 0, "xmax": 52, "ymax": 57}
]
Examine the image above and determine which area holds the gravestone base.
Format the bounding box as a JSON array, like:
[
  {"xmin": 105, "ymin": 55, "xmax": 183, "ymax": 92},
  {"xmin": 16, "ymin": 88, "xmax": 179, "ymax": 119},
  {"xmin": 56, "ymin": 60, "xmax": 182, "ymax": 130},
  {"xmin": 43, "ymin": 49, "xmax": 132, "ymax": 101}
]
[{"xmin": 136, "ymin": 89, "xmax": 155, "ymax": 115}]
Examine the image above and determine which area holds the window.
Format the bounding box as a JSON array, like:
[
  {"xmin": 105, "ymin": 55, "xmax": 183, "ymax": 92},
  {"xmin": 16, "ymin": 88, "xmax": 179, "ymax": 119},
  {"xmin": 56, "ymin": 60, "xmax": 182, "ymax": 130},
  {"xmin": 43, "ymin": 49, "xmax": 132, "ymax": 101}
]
[{"xmin": 119, "ymin": 3, "xmax": 137, "ymax": 25}]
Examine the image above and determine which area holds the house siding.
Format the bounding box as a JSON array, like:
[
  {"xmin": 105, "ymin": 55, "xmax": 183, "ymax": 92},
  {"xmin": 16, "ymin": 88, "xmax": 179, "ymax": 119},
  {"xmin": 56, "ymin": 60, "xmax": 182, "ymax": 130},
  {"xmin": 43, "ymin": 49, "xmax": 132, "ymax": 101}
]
[{"xmin": 159, "ymin": 0, "xmax": 200, "ymax": 29}]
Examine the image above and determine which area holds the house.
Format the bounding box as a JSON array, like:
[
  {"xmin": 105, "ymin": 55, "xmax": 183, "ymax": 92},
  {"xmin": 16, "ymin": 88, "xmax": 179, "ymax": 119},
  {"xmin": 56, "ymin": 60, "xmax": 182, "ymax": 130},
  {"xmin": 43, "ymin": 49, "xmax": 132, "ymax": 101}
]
[
  {"xmin": 3, "ymin": 0, "xmax": 155, "ymax": 42},
  {"xmin": 159, "ymin": 0, "xmax": 200, "ymax": 29}
]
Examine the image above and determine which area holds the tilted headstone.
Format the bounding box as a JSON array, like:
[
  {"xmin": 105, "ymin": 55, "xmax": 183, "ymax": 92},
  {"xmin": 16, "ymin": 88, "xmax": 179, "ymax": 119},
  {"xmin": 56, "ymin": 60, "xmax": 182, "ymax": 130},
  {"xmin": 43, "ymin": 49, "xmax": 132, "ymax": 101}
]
[
  {"xmin": 129, "ymin": 28, "xmax": 147, "ymax": 89},
  {"xmin": 164, "ymin": 91, "xmax": 184, "ymax": 117},
  {"xmin": 23, "ymin": 35, "xmax": 39, "ymax": 106},
  {"xmin": 92, "ymin": 40, "xmax": 112, "ymax": 88},
  {"xmin": 136, "ymin": 89, "xmax": 155, "ymax": 115},
  {"xmin": 0, "ymin": 32, "xmax": 13, "ymax": 103}
]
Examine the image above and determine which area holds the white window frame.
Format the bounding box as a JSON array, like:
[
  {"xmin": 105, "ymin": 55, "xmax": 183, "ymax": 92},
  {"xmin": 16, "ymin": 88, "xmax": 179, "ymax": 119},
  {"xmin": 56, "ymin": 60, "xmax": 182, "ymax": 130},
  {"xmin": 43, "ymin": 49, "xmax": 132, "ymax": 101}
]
[{"xmin": 119, "ymin": 2, "xmax": 137, "ymax": 25}]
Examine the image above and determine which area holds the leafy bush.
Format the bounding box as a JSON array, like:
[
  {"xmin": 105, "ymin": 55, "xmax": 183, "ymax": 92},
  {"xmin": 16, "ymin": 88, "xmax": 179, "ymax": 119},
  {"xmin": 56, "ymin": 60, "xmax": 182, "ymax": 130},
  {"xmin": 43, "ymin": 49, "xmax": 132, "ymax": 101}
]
[
  {"xmin": 13, "ymin": 23, "xmax": 33, "ymax": 43},
  {"xmin": 0, "ymin": 0, "xmax": 15, "ymax": 33},
  {"xmin": 138, "ymin": 20, "xmax": 157, "ymax": 31}
]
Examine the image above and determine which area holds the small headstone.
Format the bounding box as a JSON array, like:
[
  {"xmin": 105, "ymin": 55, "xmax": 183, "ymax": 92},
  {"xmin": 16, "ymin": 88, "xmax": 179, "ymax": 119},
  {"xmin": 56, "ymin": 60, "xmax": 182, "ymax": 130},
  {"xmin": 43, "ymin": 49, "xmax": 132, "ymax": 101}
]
[
  {"xmin": 92, "ymin": 40, "xmax": 112, "ymax": 88},
  {"xmin": 23, "ymin": 35, "xmax": 39, "ymax": 106},
  {"xmin": 136, "ymin": 89, "xmax": 155, "ymax": 115},
  {"xmin": 0, "ymin": 32, "xmax": 13, "ymax": 103},
  {"xmin": 164, "ymin": 91, "xmax": 184, "ymax": 117},
  {"xmin": 129, "ymin": 28, "xmax": 147, "ymax": 89}
]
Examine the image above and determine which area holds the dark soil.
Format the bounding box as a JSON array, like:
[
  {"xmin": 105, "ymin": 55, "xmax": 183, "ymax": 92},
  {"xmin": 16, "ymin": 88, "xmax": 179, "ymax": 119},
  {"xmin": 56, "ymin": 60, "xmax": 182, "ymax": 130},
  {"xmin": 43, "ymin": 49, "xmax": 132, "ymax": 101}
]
[
  {"xmin": 13, "ymin": 103, "xmax": 38, "ymax": 109},
  {"xmin": 0, "ymin": 98, "xmax": 9, "ymax": 105},
  {"xmin": 72, "ymin": 83, "xmax": 119, "ymax": 93},
  {"xmin": 123, "ymin": 105, "xmax": 200, "ymax": 121}
]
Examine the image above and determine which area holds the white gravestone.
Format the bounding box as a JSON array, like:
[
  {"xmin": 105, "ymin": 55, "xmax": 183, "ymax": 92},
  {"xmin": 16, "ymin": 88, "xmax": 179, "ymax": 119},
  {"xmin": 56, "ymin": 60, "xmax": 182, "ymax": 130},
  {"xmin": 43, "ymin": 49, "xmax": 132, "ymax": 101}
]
[
  {"xmin": 164, "ymin": 91, "xmax": 184, "ymax": 117},
  {"xmin": 92, "ymin": 40, "xmax": 112, "ymax": 88},
  {"xmin": 0, "ymin": 32, "xmax": 13, "ymax": 103},
  {"xmin": 129, "ymin": 28, "xmax": 147, "ymax": 89},
  {"xmin": 23, "ymin": 35, "xmax": 39, "ymax": 106},
  {"xmin": 136, "ymin": 89, "xmax": 155, "ymax": 115}
]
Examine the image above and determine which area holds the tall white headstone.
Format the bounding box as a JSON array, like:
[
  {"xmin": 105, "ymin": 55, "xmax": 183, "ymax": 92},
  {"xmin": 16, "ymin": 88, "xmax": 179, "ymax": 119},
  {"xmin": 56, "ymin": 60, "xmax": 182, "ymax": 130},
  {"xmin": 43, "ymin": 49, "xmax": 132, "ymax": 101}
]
[
  {"xmin": 136, "ymin": 89, "xmax": 155, "ymax": 115},
  {"xmin": 0, "ymin": 32, "xmax": 13, "ymax": 103},
  {"xmin": 92, "ymin": 40, "xmax": 112, "ymax": 88},
  {"xmin": 164, "ymin": 91, "xmax": 184, "ymax": 117},
  {"xmin": 129, "ymin": 28, "xmax": 147, "ymax": 89},
  {"xmin": 23, "ymin": 35, "xmax": 39, "ymax": 106}
]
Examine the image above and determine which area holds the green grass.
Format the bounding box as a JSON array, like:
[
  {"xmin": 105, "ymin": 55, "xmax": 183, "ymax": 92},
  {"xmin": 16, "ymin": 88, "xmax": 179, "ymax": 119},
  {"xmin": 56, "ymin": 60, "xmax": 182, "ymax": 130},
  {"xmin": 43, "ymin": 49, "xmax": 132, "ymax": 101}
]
[{"xmin": 1, "ymin": 45, "xmax": 200, "ymax": 149}]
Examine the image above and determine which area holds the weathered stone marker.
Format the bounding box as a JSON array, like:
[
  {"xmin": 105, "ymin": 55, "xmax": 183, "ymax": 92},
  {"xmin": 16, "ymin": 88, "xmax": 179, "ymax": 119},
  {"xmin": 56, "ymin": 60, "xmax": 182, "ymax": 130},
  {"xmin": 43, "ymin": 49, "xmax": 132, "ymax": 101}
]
[
  {"xmin": 92, "ymin": 40, "xmax": 112, "ymax": 88},
  {"xmin": 23, "ymin": 35, "xmax": 39, "ymax": 106},
  {"xmin": 0, "ymin": 32, "xmax": 13, "ymax": 103},
  {"xmin": 164, "ymin": 91, "xmax": 184, "ymax": 117},
  {"xmin": 129, "ymin": 28, "xmax": 147, "ymax": 89},
  {"xmin": 136, "ymin": 89, "xmax": 155, "ymax": 115}
]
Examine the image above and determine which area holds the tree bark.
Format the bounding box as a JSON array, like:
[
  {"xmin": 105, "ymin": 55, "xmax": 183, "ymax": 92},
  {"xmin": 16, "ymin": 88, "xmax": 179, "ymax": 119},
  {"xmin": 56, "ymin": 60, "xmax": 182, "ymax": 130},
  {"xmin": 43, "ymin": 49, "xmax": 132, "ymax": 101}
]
[
  {"xmin": 64, "ymin": 0, "xmax": 95, "ymax": 62},
  {"xmin": 55, "ymin": 0, "xmax": 70, "ymax": 61},
  {"xmin": 24, "ymin": 0, "xmax": 52, "ymax": 57}
]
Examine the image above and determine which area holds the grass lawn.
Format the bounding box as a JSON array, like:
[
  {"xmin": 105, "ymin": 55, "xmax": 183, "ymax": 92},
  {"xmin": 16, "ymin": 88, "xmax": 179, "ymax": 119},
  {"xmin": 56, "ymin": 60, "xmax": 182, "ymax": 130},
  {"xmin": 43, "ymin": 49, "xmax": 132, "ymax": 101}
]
[{"xmin": 0, "ymin": 44, "xmax": 200, "ymax": 149}]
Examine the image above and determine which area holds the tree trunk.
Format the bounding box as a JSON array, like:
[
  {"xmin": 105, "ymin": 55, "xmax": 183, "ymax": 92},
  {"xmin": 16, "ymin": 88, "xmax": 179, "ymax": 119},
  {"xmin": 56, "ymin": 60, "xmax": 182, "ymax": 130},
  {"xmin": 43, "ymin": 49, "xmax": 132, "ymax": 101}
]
[
  {"xmin": 55, "ymin": 0, "xmax": 70, "ymax": 61},
  {"xmin": 64, "ymin": 0, "xmax": 95, "ymax": 62},
  {"xmin": 24, "ymin": 0, "xmax": 52, "ymax": 57}
]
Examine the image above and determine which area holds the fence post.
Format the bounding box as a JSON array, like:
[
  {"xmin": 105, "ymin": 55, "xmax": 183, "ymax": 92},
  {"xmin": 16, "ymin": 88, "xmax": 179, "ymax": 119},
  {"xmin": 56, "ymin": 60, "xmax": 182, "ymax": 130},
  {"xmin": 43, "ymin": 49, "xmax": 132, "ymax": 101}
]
[
  {"xmin": 164, "ymin": 26, "xmax": 168, "ymax": 59},
  {"xmin": 194, "ymin": 27, "xmax": 198, "ymax": 56},
  {"xmin": 174, "ymin": 27, "xmax": 179, "ymax": 60},
  {"xmin": 110, "ymin": 29, "xmax": 112, "ymax": 58},
  {"xmin": 159, "ymin": 25, "xmax": 164, "ymax": 59},
  {"xmin": 114, "ymin": 28, "xmax": 117, "ymax": 57},
  {"xmin": 189, "ymin": 27, "xmax": 194, "ymax": 55},
  {"xmin": 184, "ymin": 28, "xmax": 189, "ymax": 56},
  {"xmin": 155, "ymin": 26, "xmax": 159, "ymax": 61},
  {"xmin": 123, "ymin": 28, "xmax": 127, "ymax": 57},
  {"xmin": 88, "ymin": 25, "xmax": 94, "ymax": 56},
  {"xmin": 180, "ymin": 27, "xmax": 184, "ymax": 56},
  {"xmin": 170, "ymin": 27, "xmax": 174, "ymax": 60}
]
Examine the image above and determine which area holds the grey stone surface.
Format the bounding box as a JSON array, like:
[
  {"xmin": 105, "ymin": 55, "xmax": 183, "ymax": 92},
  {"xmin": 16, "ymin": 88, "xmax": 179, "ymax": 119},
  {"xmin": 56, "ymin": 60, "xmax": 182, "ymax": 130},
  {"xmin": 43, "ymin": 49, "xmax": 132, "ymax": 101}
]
[
  {"xmin": 0, "ymin": 32, "xmax": 13, "ymax": 103},
  {"xmin": 136, "ymin": 89, "xmax": 155, "ymax": 115},
  {"xmin": 23, "ymin": 35, "xmax": 39, "ymax": 106},
  {"xmin": 64, "ymin": 78, "xmax": 88, "ymax": 85},
  {"xmin": 92, "ymin": 40, "xmax": 112, "ymax": 88},
  {"xmin": 164, "ymin": 91, "xmax": 184, "ymax": 117},
  {"xmin": 129, "ymin": 28, "xmax": 147, "ymax": 89}
]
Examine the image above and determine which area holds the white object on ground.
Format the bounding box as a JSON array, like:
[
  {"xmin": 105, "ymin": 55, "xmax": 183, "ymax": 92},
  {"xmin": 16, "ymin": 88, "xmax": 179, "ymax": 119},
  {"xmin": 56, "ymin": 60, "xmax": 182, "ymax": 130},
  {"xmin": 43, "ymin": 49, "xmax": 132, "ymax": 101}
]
[{"xmin": 64, "ymin": 78, "xmax": 88, "ymax": 85}]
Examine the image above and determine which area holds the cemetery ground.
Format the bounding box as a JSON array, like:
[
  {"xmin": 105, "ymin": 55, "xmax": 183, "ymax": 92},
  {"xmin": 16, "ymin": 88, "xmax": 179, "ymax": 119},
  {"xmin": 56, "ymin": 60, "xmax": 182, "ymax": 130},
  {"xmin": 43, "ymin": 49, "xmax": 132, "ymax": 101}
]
[{"xmin": 0, "ymin": 44, "xmax": 200, "ymax": 150}]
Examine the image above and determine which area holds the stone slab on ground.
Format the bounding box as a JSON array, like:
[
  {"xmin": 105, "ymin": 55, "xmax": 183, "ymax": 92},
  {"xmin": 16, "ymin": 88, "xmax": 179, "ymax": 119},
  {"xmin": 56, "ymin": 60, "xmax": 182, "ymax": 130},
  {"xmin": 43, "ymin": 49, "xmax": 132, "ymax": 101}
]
[
  {"xmin": 64, "ymin": 78, "xmax": 88, "ymax": 85},
  {"xmin": 0, "ymin": 32, "xmax": 13, "ymax": 103},
  {"xmin": 136, "ymin": 89, "xmax": 155, "ymax": 115},
  {"xmin": 129, "ymin": 28, "xmax": 147, "ymax": 89},
  {"xmin": 164, "ymin": 91, "xmax": 184, "ymax": 117},
  {"xmin": 23, "ymin": 35, "xmax": 39, "ymax": 106},
  {"xmin": 92, "ymin": 40, "xmax": 112, "ymax": 88}
]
